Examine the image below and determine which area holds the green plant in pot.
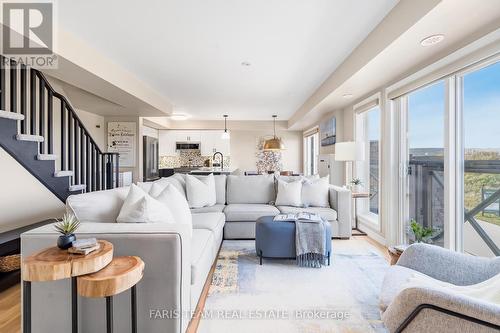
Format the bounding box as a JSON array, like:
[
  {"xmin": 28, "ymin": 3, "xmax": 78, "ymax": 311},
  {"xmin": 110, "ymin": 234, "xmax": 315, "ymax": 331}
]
[
  {"xmin": 410, "ymin": 219, "xmax": 434, "ymax": 243},
  {"xmin": 54, "ymin": 214, "xmax": 80, "ymax": 249},
  {"xmin": 349, "ymin": 178, "xmax": 363, "ymax": 192}
]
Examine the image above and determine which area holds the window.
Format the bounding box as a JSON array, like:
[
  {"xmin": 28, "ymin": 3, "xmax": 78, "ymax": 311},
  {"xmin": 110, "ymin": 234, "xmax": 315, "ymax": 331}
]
[
  {"xmin": 355, "ymin": 106, "xmax": 381, "ymax": 222},
  {"xmin": 404, "ymin": 81, "xmax": 446, "ymax": 247},
  {"xmin": 303, "ymin": 131, "xmax": 319, "ymax": 176},
  {"xmin": 461, "ymin": 60, "xmax": 500, "ymax": 256}
]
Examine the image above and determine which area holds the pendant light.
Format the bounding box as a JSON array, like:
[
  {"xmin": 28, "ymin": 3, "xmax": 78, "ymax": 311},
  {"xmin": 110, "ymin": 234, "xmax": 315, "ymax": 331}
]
[
  {"xmin": 221, "ymin": 114, "xmax": 230, "ymax": 139},
  {"xmin": 263, "ymin": 115, "xmax": 285, "ymax": 151}
]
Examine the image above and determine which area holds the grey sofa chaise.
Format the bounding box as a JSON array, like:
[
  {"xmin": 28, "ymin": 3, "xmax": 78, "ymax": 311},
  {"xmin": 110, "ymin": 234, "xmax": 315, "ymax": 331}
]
[{"xmin": 380, "ymin": 243, "xmax": 500, "ymax": 333}]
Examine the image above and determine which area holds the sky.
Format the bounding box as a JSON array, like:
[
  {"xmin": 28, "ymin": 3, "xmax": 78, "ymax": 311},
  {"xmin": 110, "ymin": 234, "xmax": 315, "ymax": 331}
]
[{"xmin": 407, "ymin": 61, "xmax": 500, "ymax": 149}]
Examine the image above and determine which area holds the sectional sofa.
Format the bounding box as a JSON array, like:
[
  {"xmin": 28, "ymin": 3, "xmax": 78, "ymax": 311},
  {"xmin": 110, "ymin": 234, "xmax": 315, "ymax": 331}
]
[{"xmin": 20, "ymin": 174, "xmax": 351, "ymax": 333}]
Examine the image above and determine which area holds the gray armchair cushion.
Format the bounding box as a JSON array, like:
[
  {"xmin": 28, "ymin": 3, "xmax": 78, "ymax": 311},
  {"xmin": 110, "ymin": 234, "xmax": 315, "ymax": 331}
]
[
  {"xmin": 190, "ymin": 204, "xmax": 225, "ymax": 214},
  {"xmin": 379, "ymin": 265, "xmax": 429, "ymax": 312},
  {"xmin": 224, "ymin": 204, "xmax": 280, "ymax": 221},
  {"xmin": 276, "ymin": 206, "xmax": 338, "ymax": 221},
  {"xmin": 226, "ymin": 175, "xmax": 275, "ymax": 204},
  {"xmin": 382, "ymin": 286, "xmax": 500, "ymax": 333},
  {"xmin": 397, "ymin": 243, "xmax": 500, "ymax": 285}
]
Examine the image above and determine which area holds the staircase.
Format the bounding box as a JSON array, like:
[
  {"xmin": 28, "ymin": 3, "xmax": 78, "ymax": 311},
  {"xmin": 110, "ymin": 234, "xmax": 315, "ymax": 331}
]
[{"xmin": 0, "ymin": 55, "xmax": 119, "ymax": 202}]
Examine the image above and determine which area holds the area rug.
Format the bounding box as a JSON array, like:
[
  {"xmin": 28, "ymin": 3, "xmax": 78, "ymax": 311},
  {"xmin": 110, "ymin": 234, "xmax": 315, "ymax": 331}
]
[{"xmin": 198, "ymin": 240, "xmax": 389, "ymax": 333}]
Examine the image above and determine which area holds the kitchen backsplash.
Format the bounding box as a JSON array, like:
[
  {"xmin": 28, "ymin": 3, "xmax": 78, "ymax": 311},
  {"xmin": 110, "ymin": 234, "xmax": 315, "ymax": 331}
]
[{"xmin": 160, "ymin": 149, "xmax": 230, "ymax": 168}]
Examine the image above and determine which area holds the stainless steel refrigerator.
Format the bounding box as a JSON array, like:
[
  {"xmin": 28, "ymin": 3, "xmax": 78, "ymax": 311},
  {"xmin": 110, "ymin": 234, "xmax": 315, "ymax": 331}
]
[{"xmin": 143, "ymin": 136, "xmax": 159, "ymax": 181}]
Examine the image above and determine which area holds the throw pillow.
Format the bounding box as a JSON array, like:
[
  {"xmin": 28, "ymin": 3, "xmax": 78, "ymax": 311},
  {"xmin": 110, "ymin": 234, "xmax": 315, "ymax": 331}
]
[
  {"xmin": 302, "ymin": 176, "xmax": 330, "ymax": 207},
  {"xmin": 185, "ymin": 173, "xmax": 217, "ymax": 208},
  {"xmin": 117, "ymin": 184, "xmax": 174, "ymax": 223},
  {"xmin": 151, "ymin": 182, "xmax": 193, "ymax": 236},
  {"xmin": 275, "ymin": 180, "xmax": 302, "ymax": 207},
  {"xmin": 149, "ymin": 177, "xmax": 186, "ymax": 198}
]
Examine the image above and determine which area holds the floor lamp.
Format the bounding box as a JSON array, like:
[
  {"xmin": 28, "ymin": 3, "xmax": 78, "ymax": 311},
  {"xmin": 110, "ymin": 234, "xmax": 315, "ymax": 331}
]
[{"xmin": 335, "ymin": 141, "xmax": 366, "ymax": 236}]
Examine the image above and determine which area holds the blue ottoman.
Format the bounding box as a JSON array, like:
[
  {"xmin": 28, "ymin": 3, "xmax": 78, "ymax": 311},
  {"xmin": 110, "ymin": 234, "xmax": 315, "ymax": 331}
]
[{"xmin": 255, "ymin": 216, "xmax": 331, "ymax": 265}]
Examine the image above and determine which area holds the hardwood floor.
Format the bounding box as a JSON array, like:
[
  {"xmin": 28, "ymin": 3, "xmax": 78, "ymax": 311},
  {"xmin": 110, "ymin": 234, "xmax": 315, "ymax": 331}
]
[
  {"xmin": 0, "ymin": 283, "xmax": 20, "ymax": 333},
  {"xmin": 0, "ymin": 236, "xmax": 388, "ymax": 333}
]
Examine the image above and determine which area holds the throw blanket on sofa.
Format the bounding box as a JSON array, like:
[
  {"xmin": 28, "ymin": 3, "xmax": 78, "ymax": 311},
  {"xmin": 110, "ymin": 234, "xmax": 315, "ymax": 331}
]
[{"xmin": 295, "ymin": 216, "xmax": 326, "ymax": 268}]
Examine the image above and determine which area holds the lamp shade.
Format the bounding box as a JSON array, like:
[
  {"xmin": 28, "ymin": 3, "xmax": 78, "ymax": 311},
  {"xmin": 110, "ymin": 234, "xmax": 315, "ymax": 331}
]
[
  {"xmin": 334, "ymin": 141, "xmax": 365, "ymax": 161},
  {"xmin": 263, "ymin": 137, "xmax": 285, "ymax": 151}
]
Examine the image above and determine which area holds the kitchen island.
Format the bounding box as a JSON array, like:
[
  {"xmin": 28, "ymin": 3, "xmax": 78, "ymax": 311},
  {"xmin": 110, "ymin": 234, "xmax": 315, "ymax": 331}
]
[{"xmin": 189, "ymin": 167, "xmax": 238, "ymax": 175}]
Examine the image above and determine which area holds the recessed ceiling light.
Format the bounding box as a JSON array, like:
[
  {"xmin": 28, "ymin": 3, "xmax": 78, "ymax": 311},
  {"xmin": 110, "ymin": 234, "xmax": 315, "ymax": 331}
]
[
  {"xmin": 420, "ymin": 34, "xmax": 445, "ymax": 47},
  {"xmin": 170, "ymin": 113, "xmax": 190, "ymax": 121},
  {"xmin": 241, "ymin": 61, "xmax": 251, "ymax": 67},
  {"xmin": 342, "ymin": 93, "xmax": 353, "ymax": 98}
]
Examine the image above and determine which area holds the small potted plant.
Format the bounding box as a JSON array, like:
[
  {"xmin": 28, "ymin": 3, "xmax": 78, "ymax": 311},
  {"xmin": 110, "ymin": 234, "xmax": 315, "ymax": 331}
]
[
  {"xmin": 349, "ymin": 178, "xmax": 363, "ymax": 192},
  {"xmin": 410, "ymin": 219, "xmax": 434, "ymax": 243},
  {"xmin": 54, "ymin": 214, "xmax": 80, "ymax": 249}
]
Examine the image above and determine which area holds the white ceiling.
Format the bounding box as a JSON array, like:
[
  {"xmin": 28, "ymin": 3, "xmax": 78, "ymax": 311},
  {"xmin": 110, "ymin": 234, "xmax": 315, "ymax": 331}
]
[{"xmin": 57, "ymin": 0, "xmax": 398, "ymax": 120}]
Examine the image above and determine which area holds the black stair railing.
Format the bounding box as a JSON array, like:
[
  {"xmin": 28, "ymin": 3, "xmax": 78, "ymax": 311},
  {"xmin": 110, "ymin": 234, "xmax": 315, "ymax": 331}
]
[{"xmin": 0, "ymin": 55, "xmax": 119, "ymax": 193}]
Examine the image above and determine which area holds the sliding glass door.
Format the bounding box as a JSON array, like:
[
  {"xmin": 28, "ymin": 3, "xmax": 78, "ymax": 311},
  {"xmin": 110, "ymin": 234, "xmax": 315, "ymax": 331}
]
[
  {"xmin": 460, "ymin": 60, "xmax": 500, "ymax": 256},
  {"xmin": 401, "ymin": 81, "xmax": 446, "ymax": 246}
]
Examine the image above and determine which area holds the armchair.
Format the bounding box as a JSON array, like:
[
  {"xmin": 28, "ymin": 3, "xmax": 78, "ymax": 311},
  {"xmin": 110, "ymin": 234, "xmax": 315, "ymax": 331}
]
[{"xmin": 380, "ymin": 243, "xmax": 500, "ymax": 333}]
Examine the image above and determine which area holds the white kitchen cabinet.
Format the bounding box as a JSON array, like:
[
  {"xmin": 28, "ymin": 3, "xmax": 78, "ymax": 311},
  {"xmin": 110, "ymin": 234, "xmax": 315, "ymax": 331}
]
[
  {"xmin": 200, "ymin": 131, "xmax": 215, "ymax": 156},
  {"xmin": 159, "ymin": 130, "xmax": 177, "ymax": 156},
  {"xmin": 175, "ymin": 130, "xmax": 201, "ymax": 142}
]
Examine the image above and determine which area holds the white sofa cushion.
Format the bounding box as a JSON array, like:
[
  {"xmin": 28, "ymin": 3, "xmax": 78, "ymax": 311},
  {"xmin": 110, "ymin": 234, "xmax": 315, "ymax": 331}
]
[
  {"xmin": 224, "ymin": 204, "xmax": 280, "ymax": 221},
  {"xmin": 191, "ymin": 229, "xmax": 215, "ymax": 285},
  {"xmin": 151, "ymin": 183, "xmax": 193, "ymax": 236},
  {"xmin": 275, "ymin": 180, "xmax": 302, "ymax": 207},
  {"xmin": 275, "ymin": 174, "xmax": 319, "ymax": 183},
  {"xmin": 191, "ymin": 204, "xmax": 225, "ymax": 214},
  {"xmin": 117, "ymin": 184, "xmax": 175, "ymax": 223},
  {"xmin": 139, "ymin": 177, "xmax": 186, "ymax": 198},
  {"xmin": 192, "ymin": 212, "xmax": 225, "ymax": 234},
  {"xmin": 302, "ymin": 176, "xmax": 330, "ymax": 207},
  {"xmin": 227, "ymin": 175, "xmax": 275, "ymax": 204},
  {"xmin": 66, "ymin": 187, "xmax": 129, "ymax": 223},
  {"xmin": 277, "ymin": 205, "xmax": 338, "ymax": 221},
  {"xmin": 185, "ymin": 174, "xmax": 217, "ymax": 208}
]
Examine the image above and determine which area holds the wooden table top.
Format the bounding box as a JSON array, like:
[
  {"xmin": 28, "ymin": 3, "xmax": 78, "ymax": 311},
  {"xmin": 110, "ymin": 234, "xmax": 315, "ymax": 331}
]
[
  {"xmin": 352, "ymin": 192, "xmax": 370, "ymax": 198},
  {"xmin": 22, "ymin": 240, "xmax": 113, "ymax": 282},
  {"xmin": 77, "ymin": 256, "xmax": 144, "ymax": 298}
]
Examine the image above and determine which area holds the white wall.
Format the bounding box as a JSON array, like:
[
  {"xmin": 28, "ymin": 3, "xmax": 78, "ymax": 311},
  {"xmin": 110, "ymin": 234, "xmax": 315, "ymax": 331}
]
[
  {"xmin": 0, "ymin": 147, "xmax": 65, "ymax": 232},
  {"xmin": 75, "ymin": 108, "xmax": 106, "ymax": 150},
  {"xmin": 230, "ymin": 130, "xmax": 302, "ymax": 173}
]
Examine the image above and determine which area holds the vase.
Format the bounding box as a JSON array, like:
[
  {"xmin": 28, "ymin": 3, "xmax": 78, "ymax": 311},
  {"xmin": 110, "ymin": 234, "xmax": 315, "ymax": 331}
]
[{"xmin": 57, "ymin": 234, "xmax": 76, "ymax": 249}]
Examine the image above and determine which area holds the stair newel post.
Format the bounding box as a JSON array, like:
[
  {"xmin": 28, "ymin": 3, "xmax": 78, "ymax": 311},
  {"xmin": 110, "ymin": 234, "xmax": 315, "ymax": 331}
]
[
  {"xmin": 68, "ymin": 111, "xmax": 73, "ymax": 184},
  {"xmin": 29, "ymin": 69, "xmax": 36, "ymax": 135},
  {"xmin": 10, "ymin": 59, "xmax": 17, "ymax": 115},
  {"xmin": 115, "ymin": 154, "xmax": 120, "ymax": 188},
  {"xmin": 86, "ymin": 135, "xmax": 91, "ymax": 193},
  {"xmin": 96, "ymin": 152, "xmax": 101, "ymax": 191},
  {"xmin": 20, "ymin": 64, "xmax": 27, "ymax": 134},
  {"xmin": 101, "ymin": 154, "xmax": 106, "ymax": 190},
  {"xmin": 39, "ymin": 79, "xmax": 45, "ymax": 153},
  {"xmin": 91, "ymin": 144, "xmax": 96, "ymax": 191},
  {"xmin": 81, "ymin": 128, "xmax": 85, "ymax": 189},
  {"xmin": 47, "ymin": 90, "xmax": 53, "ymax": 154},
  {"xmin": 0, "ymin": 55, "xmax": 5, "ymax": 110},
  {"xmin": 106, "ymin": 154, "xmax": 113, "ymax": 190},
  {"xmin": 61, "ymin": 99, "xmax": 66, "ymax": 170},
  {"xmin": 74, "ymin": 119, "xmax": 80, "ymax": 185}
]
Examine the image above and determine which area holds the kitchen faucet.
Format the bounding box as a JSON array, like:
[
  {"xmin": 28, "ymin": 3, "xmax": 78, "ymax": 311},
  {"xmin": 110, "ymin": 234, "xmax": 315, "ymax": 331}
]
[{"xmin": 213, "ymin": 151, "xmax": 223, "ymax": 169}]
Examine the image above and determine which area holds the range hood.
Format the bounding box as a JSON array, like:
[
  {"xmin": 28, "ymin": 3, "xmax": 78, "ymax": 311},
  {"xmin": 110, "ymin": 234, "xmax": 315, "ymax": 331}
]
[{"xmin": 176, "ymin": 142, "xmax": 200, "ymax": 150}]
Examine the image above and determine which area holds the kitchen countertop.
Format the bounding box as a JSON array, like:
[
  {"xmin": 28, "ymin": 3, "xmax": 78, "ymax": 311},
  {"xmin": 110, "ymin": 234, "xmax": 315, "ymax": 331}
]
[{"xmin": 189, "ymin": 167, "xmax": 237, "ymax": 174}]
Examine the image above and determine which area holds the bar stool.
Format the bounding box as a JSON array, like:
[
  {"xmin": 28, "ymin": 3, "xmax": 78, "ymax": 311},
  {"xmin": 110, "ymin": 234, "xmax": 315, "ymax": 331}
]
[{"xmin": 77, "ymin": 256, "xmax": 144, "ymax": 333}]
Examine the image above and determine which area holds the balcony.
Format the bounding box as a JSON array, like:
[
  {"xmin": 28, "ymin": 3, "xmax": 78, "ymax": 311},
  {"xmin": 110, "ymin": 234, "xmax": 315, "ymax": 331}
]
[{"xmin": 407, "ymin": 153, "xmax": 500, "ymax": 257}]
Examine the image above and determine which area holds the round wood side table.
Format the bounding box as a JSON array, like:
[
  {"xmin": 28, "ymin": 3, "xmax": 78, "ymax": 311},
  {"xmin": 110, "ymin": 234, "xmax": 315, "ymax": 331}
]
[
  {"xmin": 21, "ymin": 240, "xmax": 113, "ymax": 333},
  {"xmin": 77, "ymin": 256, "xmax": 144, "ymax": 333}
]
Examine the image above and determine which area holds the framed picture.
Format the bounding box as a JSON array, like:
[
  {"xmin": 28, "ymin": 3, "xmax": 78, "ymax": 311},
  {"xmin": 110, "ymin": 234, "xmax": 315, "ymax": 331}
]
[
  {"xmin": 320, "ymin": 116, "xmax": 336, "ymax": 146},
  {"xmin": 107, "ymin": 122, "xmax": 136, "ymax": 167}
]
